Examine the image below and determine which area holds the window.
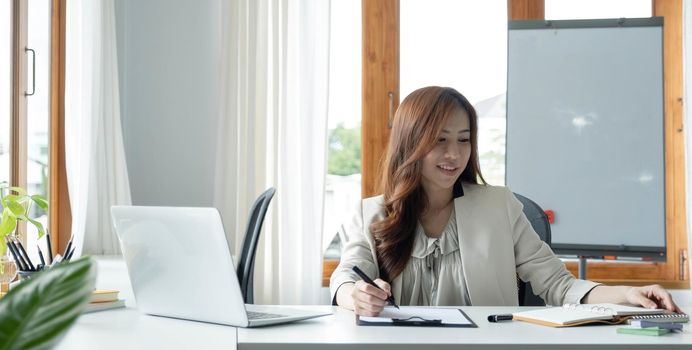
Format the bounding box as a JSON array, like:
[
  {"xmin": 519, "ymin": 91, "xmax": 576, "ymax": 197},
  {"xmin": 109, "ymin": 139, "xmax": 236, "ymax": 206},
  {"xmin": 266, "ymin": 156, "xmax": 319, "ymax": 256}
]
[
  {"xmin": 2, "ymin": 0, "xmax": 66, "ymax": 263},
  {"xmin": 401, "ymin": 0, "xmax": 508, "ymax": 186},
  {"xmin": 25, "ymin": 0, "xmax": 52, "ymax": 264},
  {"xmin": 545, "ymin": 0, "xmax": 651, "ymax": 20},
  {"xmin": 0, "ymin": 1, "xmax": 11, "ymax": 187},
  {"xmin": 358, "ymin": 0, "xmax": 687, "ymax": 288},
  {"xmin": 322, "ymin": 0, "xmax": 362, "ymax": 266}
]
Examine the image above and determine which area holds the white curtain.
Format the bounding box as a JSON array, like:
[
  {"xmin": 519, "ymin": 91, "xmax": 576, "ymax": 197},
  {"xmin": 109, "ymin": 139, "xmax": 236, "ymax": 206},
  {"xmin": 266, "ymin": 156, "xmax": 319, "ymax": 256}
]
[
  {"xmin": 215, "ymin": 0, "xmax": 330, "ymax": 304},
  {"xmin": 65, "ymin": 0, "xmax": 131, "ymax": 257}
]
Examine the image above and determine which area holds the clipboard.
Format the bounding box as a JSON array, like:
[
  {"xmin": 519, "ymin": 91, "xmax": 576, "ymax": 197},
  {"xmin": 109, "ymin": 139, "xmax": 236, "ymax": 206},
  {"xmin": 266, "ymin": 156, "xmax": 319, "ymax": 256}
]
[{"xmin": 356, "ymin": 306, "xmax": 477, "ymax": 328}]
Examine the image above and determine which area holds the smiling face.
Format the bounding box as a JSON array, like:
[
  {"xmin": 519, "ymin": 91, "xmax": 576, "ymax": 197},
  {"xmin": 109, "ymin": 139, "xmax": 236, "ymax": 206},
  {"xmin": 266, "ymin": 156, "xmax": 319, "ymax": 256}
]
[{"xmin": 420, "ymin": 108, "xmax": 472, "ymax": 197}]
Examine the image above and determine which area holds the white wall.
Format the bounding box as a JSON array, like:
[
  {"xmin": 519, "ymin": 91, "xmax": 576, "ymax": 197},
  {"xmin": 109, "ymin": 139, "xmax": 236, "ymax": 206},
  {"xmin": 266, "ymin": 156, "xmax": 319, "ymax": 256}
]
[{"xmin": 114, "ymin": 0, "xmax": 221, "ymax": 206}]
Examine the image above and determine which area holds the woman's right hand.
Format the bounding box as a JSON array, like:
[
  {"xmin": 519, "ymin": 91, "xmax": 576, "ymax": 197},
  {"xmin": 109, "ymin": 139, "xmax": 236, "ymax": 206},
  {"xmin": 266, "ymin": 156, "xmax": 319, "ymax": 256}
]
[{"xmin": 350, "ymin": 279, "xmax": 392, "ymax": 316}]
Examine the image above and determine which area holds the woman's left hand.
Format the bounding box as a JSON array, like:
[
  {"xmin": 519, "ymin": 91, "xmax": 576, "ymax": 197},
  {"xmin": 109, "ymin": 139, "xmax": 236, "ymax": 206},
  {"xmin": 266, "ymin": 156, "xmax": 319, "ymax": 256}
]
[{"xmin": 625, "ymin": 285, "xmax": 682, "ymax": 313}]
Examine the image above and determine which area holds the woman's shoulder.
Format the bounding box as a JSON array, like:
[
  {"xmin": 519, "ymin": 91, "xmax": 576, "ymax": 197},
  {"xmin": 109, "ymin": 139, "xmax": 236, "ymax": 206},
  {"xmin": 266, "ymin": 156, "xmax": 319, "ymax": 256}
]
[
  {"xmin": 344, "ymin": 195, "xmax": 385, "ymax": 218},
  {"xmin": 462, "ymin": 182, "xmax": 512, "ymax": 196},
  {"xmin": 361, "ymin": 195, "xmax": 386, "ymax": 216},
  {"xmin": 362, "ymin": 194, "xmax": 384, "ymax": 205},
  {"xmin": 460, "ymin": 182, "xmax": 516, "ymax": 206}
]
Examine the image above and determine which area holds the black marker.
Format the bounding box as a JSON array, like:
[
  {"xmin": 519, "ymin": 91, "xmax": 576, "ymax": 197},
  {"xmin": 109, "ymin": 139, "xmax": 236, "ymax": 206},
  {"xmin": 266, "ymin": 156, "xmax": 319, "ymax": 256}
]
[
  {"xmin": 6, "ymin": 239, "xmax": 26, "ymax": 271},
  {"xmin": 14, "ymin": 239, "xmax": 35, "ymax": 271},
  {"xmin": 37, "ymin": 246, "xmax": 46, "ymax": 266},
  {"xmin": 487, "ymin": 314, "xmax": 514, "ymax": 322},
  {"xmin": 63, "ymin": 234, "xmax": 74, "ymax": 258},
  {"xmin": 352, "ymin": 265, "xmax": 399, "ymax": 309},
  {"xmin": 45, "ymin": 232, "xmax": 54, "ymax": 264}
]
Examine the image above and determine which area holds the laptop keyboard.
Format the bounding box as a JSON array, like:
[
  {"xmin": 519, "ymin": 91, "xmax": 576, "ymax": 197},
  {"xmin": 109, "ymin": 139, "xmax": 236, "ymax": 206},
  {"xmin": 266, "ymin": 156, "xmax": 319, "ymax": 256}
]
[{"xmin": 247, "ymin": 311, "xmax": 288, "ymax": 320}]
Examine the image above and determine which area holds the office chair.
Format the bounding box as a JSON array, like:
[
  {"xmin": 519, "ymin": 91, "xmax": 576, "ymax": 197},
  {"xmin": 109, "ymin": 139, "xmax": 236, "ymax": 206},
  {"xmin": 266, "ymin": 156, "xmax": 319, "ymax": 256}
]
[
  {"xmin": 513, "ymin": 192, "xmax": 552, "ymax": 307},
  {"xmin": 237, "ymin": 187, "xmax": 276, "ymax": 304}
]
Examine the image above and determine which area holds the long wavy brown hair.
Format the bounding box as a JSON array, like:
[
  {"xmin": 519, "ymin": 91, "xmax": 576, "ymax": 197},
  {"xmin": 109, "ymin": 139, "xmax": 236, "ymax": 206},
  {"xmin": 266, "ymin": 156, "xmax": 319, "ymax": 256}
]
[{"xmin": 371, "ymin": 86, "xmax": 486, "ymax": 282}]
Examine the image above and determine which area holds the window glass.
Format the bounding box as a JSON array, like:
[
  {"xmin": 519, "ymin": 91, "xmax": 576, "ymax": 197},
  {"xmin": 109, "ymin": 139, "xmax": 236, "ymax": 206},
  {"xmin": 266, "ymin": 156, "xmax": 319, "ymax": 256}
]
[
  {"xmin": 0, "ymin": 1, "xmax": 10, "ymax": 187},
  {"xmin": 26, "ymin": 0, "xmax": 51, "ymax": 261},
  {"xmin": 401, "ymin": 0, "xmax": 508, "ymax": 186},
  {"xmin": 323, "ymin": 0, "xmax": 362, "ymax": 257},
  {"xmin": 545, "ymin": 0, "xmax": 651, "ymax": 20}
]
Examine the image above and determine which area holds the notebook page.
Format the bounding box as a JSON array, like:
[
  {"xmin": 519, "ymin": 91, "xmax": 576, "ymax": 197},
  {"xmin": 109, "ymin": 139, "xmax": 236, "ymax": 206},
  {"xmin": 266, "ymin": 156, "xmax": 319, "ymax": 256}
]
[
  {"xmin": 513, "ymin": 306, "xmax": 613, "ymax": 325},
  {"xmin": 359, "ymin": 306, "xmax": 472, "ymax": 325}
]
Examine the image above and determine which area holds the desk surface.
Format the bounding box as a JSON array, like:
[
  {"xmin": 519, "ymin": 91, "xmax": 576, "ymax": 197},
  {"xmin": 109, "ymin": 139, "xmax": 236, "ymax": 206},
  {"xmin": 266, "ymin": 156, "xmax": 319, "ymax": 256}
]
[
  {"xmin": 238, "ymin": 305, "xmax": 692, "ymax": 350},
  {"xmin": 57, "ymin": 308, "xmax": 237, "ymax": 350},
  {"xmin": 57, "ymin": 257, "xmax": 692, "ymax": 350}
]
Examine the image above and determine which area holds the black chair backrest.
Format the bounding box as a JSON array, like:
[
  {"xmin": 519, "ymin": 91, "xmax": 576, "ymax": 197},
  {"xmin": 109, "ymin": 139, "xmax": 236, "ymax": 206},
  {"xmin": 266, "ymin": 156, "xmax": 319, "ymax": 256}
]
[
  {"xmin": 237, "ymin": 187, "xmax": 276, "ymax": 304},
  {"xmin": 513, "ymin": 192, "xmax": 552, "ymax": 306}
]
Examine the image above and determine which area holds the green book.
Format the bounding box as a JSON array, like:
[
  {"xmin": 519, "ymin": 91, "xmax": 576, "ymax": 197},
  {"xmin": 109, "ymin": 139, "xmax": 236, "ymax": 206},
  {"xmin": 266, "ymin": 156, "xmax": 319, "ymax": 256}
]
[{"xmin": 617, "ymin": 326, "xmax": 671, "ymax": 336}]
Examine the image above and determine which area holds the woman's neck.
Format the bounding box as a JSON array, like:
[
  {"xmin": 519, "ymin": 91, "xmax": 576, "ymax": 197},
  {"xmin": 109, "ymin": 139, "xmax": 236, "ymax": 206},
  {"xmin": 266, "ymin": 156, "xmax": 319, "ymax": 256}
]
[{"xmin": 425, "ymin": 188, "xmax": 454, "ymax": 211}]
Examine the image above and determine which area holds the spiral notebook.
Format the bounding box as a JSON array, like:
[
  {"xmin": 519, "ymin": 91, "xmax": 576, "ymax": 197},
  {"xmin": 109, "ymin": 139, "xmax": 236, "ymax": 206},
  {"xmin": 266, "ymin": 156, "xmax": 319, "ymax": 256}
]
[
  {"xmin": 628, "ymin": 313, "xmax": 689, "ymax": 324},
  {"xmin": 513, "ymin": 303, "xmax": 664, "ymax": 327}
]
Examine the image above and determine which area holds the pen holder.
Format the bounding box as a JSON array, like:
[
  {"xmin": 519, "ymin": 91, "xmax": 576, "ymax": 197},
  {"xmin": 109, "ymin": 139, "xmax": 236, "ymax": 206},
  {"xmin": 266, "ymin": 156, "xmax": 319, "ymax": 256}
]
[
  {"xmin": 18, "ymin": 270, "xmax": 40, "ymax": 281},
  {"xmin": 0, "ymin": 257, "xmax": 17, "ymax": 295}
]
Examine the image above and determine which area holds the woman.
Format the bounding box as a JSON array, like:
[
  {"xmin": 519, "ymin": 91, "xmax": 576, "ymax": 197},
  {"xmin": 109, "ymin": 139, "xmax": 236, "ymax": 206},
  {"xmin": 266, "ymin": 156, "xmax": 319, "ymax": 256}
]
[{"xmin": 330, "ymin": 86, "xmax": 681, "ymax": 317}]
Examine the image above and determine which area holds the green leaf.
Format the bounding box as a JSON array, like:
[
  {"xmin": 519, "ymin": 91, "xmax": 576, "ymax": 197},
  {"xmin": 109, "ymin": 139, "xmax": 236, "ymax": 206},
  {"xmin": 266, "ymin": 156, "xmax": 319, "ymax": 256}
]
[
  {"xmin": 4, "ymin": 200, "xmax": 25, "ymax": 217},
  {"xmin": 3, "ymin": 194, "xmax": 29, "ymax": 205},
  {"xmin": 0, "ymin": 257, "xmax": 96, "ymax": 350},
  {"xmin": 30, "ymin": 195, "xmax": 48, "ymax": 210},
  {"xmin": 25, "ymin": 217, "xmax": 45, "ymax": 239},
  {"xmin": 0, "ymin": 209, "xmax": 17, "ymax": 236}
]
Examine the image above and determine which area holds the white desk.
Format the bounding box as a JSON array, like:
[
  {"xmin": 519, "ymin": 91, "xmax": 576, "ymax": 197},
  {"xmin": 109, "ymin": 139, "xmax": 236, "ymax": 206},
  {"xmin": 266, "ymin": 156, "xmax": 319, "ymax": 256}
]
[
  {"xmin": 57, "ymin": 257, "xmax": 692, "ymax": 349},
  {"xmin": 57, "ymin": 308, "xmax": 237, "ymax": 350},
  {"xmin": 57, "ymin": 256, "xmax": 237, "ymax": 350},
  {"xmin": 238, "ymin": 305, "xmax": 692, "ymax": 350}
]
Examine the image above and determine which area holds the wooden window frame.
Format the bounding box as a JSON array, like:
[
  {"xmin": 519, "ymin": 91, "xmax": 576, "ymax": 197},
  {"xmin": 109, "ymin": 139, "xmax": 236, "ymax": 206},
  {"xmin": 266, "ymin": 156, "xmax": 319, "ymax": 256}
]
[
  {"xmin": 361, "ymin": 0, "xmax": 398, "ymax": 198},
  {"xmin": 8, "ymin": 0, "xmax": 70, "ymax": 257},
  {"xmin": 10, "ymin": 0, "xmax": 28, "ymax": 245},
  {"xmin": 49, "ymin": 0, "xmax": 70, "ymax": 255}
]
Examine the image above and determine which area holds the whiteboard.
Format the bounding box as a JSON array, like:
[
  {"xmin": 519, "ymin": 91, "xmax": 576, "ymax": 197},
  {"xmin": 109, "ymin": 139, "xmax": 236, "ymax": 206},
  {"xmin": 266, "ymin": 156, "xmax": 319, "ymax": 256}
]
[{"xmin": 505, "ymin": 18, "xmax": 665, "ymax": 259}]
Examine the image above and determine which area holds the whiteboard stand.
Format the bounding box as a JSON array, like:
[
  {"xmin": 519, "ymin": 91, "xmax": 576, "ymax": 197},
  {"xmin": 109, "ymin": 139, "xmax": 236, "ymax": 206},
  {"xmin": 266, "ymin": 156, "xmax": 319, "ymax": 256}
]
[{"xmin": 578, "ymin": 256, "xmax": 587, "ymax": 280}]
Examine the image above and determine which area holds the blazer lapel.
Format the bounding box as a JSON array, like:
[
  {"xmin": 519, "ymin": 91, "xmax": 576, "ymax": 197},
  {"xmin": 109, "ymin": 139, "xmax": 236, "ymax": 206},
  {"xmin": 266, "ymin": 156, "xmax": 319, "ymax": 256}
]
[{"xmin": 455, "ymin": 186, "xmax": 507, "ymax": 305}]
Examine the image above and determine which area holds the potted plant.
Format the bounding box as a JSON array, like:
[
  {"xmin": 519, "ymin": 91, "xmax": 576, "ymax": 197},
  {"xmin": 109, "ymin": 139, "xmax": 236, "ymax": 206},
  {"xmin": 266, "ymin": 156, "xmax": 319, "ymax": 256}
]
[
  {"xmin": 0, "ymin": 256, "xmax": 96, "ymax": 348},
  {"xmin": 0, "ymin": 182, "xmax": 48, "ymax": 273}
]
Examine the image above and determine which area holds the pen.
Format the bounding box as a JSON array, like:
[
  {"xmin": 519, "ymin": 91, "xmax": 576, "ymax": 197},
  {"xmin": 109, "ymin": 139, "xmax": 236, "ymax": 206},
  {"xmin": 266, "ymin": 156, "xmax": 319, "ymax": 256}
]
[
  {"xmin": 14, "ymin": 238, "xmax": 35, "ymax": 271},
  {"xmin": 38, "ymin": 245, "xmax": 46, "ymax": 266},
  {"xmin": 487, "ymin": 314, "xmax": 514, "ymax": 322},
  {"xmin": 65, "ymin": 246, "xmax": 75, "ymax": 261},
  {"xmin": 63, "ymin": 234, "xmax": 74, "ymax": 258},
  {"xmin": 46, "ymin": 232, "xmax": 53, "ymax": 264},
  {"xmin": 352, "ymin": 265, "xmax": 399, "ymax": 309},
  {"xmin": 6, "ymin": 239, "xmax": 26, "ymax": 271}
]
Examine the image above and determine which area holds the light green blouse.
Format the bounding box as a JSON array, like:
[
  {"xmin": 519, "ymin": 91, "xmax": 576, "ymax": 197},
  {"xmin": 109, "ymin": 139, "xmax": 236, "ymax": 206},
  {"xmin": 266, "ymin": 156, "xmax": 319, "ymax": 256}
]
[{"xmin": 397, "ymin": 208, "xmax": 472, "ymax": 306}]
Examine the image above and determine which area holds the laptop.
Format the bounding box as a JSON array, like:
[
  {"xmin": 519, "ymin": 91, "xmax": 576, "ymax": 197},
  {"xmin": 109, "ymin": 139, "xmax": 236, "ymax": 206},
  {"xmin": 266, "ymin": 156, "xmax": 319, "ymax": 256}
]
[{"xmin": 111, "ymin": 205, "xmax": 331, "ymax": 327}]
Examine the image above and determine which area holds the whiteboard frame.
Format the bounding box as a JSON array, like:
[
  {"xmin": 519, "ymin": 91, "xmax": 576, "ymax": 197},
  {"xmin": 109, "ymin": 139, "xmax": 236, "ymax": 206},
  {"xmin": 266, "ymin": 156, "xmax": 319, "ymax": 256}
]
[{"xmin": 505, "ymin": 17, "xmax": 666, "ymax": 260}]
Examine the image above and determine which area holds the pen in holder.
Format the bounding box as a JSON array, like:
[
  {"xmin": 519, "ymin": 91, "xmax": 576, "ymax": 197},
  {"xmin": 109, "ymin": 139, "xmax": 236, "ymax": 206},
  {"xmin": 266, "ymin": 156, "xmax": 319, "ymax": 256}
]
[{"xmin": 5, "ymin": 232, "xmax": 78, "ymax": 283}]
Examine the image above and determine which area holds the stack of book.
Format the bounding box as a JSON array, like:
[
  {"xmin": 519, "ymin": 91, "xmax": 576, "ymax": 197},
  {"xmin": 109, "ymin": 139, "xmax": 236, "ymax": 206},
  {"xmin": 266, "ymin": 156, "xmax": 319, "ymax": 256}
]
[
  {"xmin": 84, "ymin": 289, "xmax": 126, "ymax": 313},
  {"xmin": 618, "ymin": 320, "xmax": 685, "ymax": 336}
]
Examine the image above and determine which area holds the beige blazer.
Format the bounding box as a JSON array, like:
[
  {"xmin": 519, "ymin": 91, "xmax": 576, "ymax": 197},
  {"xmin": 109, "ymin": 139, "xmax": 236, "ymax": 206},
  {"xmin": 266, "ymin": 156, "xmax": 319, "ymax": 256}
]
[{"xmin": 330, "ymin": 183, "xmax": 599, "ymax": 306}]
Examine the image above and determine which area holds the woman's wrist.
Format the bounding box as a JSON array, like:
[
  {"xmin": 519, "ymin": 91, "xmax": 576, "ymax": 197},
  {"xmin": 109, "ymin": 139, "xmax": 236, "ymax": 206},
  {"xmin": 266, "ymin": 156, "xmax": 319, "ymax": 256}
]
[
  {"xmin": 583, "ymin": 285, "xmax": 634, "ymax": 304},
  {"xmin": 335, "ymin": 282, "xmax": 355, "ymax": 310}
]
